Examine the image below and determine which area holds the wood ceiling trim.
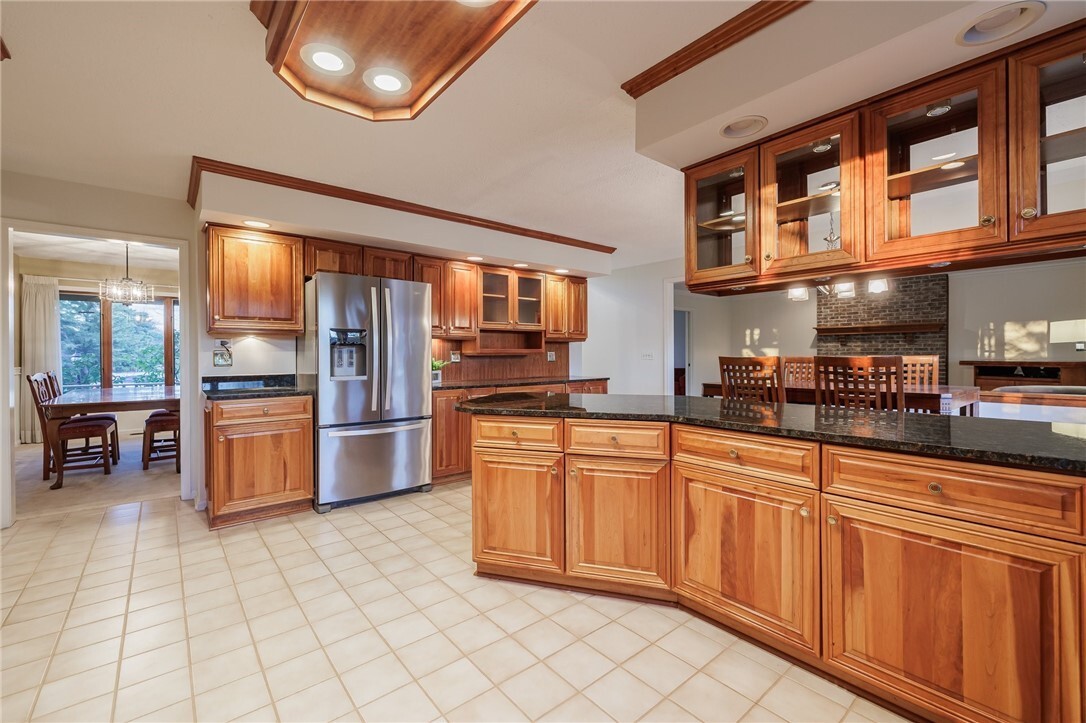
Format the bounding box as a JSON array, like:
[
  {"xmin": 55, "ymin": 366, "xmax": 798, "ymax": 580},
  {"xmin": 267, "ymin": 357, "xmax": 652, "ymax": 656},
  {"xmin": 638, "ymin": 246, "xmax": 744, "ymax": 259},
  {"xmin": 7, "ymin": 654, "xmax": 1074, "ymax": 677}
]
[
  {"xmin": 620, "ymin": 0, "xmax": 811, "ymax": 100},
  {"xmin": 187, "ymin": 157, "xmax": 617, "ymax": 255}
]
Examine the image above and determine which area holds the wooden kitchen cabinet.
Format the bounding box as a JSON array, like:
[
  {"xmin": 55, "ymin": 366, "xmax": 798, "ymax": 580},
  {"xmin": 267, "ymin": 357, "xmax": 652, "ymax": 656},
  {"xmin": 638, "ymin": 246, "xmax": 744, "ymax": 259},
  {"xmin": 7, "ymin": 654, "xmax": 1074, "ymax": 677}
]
[
  {"xmin": 866, "ymin": 62, "xmax": 1007, "ymax": 261},
  {"xmin": 364, "ymin": 247, "xmax": 413, "ymax": 280},
  {"xmin": 1009, "ymin": 28, "xmax": 1086, "ymax": 242},
  {"xmin": 823, "ymin": 495, "xmax": 1085, "ymax": 723},
  {"xmin": 545, "ymin": 275, "xmax": 589, "ymax": 341},
  {"xmin": 566, "ymin": 455, "xmax": 670, "ymax": 589},
  {"xmin": 480, "ymin": 268, "xmax": 545, "ymax": 330},
  {"xmin": 472, "ymin": 448, "xmax": 564, "ymax": 571},
  {"xmin": 673, "ymin": 461, "xmax": 820, "ymax": 654},
  {"xmin": 566, "ymin": 380, "xmax": 608, "ymax": 394},
  {"xmin": 303, "ymin": 237, "xmax": 363, "ymax": 276},
  {"xmin": 207, "ymin": 225, "xmax": 304, "ymax": 335},
  {"xmin": 204, "ymin": 396, "xmax": 314, "ymax": 530},
  {"xmin": 686, "ymin": 147, "xmax": 760, "ymax": 285},
  {"xmin": 759, "ymin": 112, "xmax": 864, "ymax": 276},
  {"xmin": 432, "ymin": 386, "xmax": 495, "ymax": 481},
  {"xmin": 416, "ymin": 256, "xmax": 479, "ymax": 339}
]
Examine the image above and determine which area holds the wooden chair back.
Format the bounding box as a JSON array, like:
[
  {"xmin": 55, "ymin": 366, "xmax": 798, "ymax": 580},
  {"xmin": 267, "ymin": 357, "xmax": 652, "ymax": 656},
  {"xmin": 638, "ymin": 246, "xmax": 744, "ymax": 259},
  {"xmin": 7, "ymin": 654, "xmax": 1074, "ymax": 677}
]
[
  {"xmin": 45, "ymin": 370, "xmax": 63, "ymax": 397},
  {"xmin": 25, "ymin": 373, "xmax": 55, "ymax": 430},
  {"xmin": 719, "ymin": 356, "xmax": 786, "ymax": 404},
  {"xmin": 901, "ymin": 355, "xmax": 939, "ymax": 386},
  {"xmin": 814, "ymin": 356, "xmax": 905, "ymax": 411},
  {"xmin": 783, "ymin": 357, "xmax": 815, "ymax": 386}
]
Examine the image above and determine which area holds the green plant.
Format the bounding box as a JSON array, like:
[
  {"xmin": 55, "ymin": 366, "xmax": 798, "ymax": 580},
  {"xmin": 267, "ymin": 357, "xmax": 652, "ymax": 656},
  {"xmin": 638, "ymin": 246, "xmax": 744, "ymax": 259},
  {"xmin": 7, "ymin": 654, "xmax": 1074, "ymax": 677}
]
[{"xmin": 431, "ymin": 358, "xmax": 449, "ymax": 371}]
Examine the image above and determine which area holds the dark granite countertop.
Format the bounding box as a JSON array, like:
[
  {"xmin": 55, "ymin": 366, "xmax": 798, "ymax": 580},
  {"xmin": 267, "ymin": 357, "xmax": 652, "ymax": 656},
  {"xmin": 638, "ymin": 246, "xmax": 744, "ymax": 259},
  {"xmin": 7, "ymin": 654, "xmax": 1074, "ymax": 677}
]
[
  {"xmin": 202, "ymin": 387, "xmax": 312, "ymax": 401},
  {"xmin": 457, "ymin": 393, "xmax": 1086, "ymax": 475},
  {"xmin": 201, "ymin": 374, "xmax": 312, "ymax": 401},
  {"xmin": 434, "ymin": 376, "xmax": 609, "ymax": 390}
]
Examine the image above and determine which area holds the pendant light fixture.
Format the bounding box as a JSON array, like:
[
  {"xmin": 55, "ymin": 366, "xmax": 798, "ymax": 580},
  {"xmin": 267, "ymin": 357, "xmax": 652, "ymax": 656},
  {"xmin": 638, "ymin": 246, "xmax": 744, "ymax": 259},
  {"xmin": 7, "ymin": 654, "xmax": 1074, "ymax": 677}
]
[{"xmin": 100, "ymin": 243, "xmax": 154, "ymax": 305}]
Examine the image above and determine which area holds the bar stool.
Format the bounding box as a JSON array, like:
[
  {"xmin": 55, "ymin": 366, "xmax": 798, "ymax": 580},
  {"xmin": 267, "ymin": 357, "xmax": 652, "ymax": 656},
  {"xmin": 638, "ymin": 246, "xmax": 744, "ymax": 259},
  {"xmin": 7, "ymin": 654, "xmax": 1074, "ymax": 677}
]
[{"xmin": 143, "ymin": 410, "xmax": 180, "ymax": 472}]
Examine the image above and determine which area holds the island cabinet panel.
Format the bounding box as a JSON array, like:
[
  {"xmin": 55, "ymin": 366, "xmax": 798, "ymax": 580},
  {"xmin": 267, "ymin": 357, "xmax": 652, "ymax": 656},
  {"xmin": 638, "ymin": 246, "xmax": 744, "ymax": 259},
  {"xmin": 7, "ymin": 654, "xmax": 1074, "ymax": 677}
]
[
  {"xmin": 822, "ymin": 495, "xmax": 1085, "ymax": 723},
  {"xmin": 472, "ymin": 449, "xmax": 564, "ymax": 572},
  {"xmin": 473, "ymin": 416, "xmax": 563, "ymax": 451},
  {"xmin": 672, "ymin": 425, "xmax": 818, "ymax": 488},
  {"xmin": 565, "ymin": 456, "xmax": 670, "ymax": 589},
  {"xmin": 207, "ymin": 226, "xmax": 304, "ymax": 335},
  {"xmin": 303, "ymin": 238, "xmax": 363, "ymax": 276},
  {"xmin": 565, "ymin": 380, "xmax": 608, "ymax": 394},
  {"xmin": 823, "ymin": 445, "xmax": 1086, "ymax": 543},
  {"xmin": 566, "ymin": 420, "xmax": 668, "ymax": 459},
  {"xmin": 672, "ymin": 462, "xmax": 820, "ymax": 654}
]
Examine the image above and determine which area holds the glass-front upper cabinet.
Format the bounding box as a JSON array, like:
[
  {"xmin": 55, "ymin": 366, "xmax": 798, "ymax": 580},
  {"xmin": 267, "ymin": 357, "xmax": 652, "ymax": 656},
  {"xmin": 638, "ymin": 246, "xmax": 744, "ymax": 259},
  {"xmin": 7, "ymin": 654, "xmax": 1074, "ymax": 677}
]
[
  {"xmin": 685, "ymin": 148, "xmax": 759, "ymax": 285},
  {"xmin": 866, "ymin": 63, "xmax": 1006, "ymax": 260},
  {"xmin": 759, "ymin": 112, "xmax": 863, "ymax": 275},
  {"xmin": 1010, "ymin": 29, "xmax": 1086, "ymax": 241}
]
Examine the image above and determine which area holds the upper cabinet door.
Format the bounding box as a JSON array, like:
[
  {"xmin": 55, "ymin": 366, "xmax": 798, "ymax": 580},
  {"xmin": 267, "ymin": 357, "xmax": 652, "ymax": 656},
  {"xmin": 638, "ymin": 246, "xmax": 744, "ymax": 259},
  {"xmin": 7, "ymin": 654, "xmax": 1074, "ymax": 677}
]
[
  {"xmin": 444, "ymin": 261, "xmax": 479, "ymax": 338},
  {"xmin": 413, "ymin": 256, "xmax": 447, "ymax": 337},
  {"xmin": 567, "ymin": 277, "xmax": 588, "ymax": 341},
  {"xmin": 208, "ymin": 226, "xmax": 303, "ymax": 335},
  {"xmin": 479, "ymin": 268, "xmax": 515, "ymax": 329},
  {"xmin": 304, "ymin": 238, "xmax": 363, "ymax": 277},
  {"xmin": 513, "ymin": 271, "xmax": 546, "ymax": 330},
  {"xmin": 545, "ymin": 274, "xmax": 569, "ymax": 339},
  {"xmin": 363, "ymin": 248, "xmax": 413, "ymax": 280},
  {"xmin": 760, "ymin": 112, "xmax": 864, "ymax": 275},
  {"xmin": 686, "ymin": 147, "xmax": 760, "ymax": 285},
  {"xmin": 867, "ymin": 63, "xmax": 1007, "ymax": 261},
  {"xmin": 1010, "ymin": 29, "xmax": 1086, "ymax": 242}
]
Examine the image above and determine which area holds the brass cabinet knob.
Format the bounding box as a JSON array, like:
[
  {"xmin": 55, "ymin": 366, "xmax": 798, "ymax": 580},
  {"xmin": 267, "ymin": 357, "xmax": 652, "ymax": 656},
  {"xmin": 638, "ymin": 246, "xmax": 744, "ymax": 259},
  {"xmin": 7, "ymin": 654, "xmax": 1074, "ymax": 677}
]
[
  {"xmin": 827, "ymin": 515, "xmax": 839, "ymax": 526},
  {"xmin": 928, "ymin": 482, "xmax": 943, "ymax": 495},
  {"xmin": 610, "ymin": 435, "xmax": 619, "ymax": 443},
  {"xmin": 763, "ymin": 252, "xmax": 773, "ymax": 262},
  {"xmin": 217, "ymin": 435, "xmax": 225, "ymax": 442},
  {"xmin": 799, "ymin": 507, "xmax": 810, "ymax": 518},
  {"xmin": 511, "ymin": 430, "xmax": 519, "ymax": 438},
  {"xmin": 1020, "ymin": 207, "xmax": 1038, "ymax": 219},
  {"xmin": 214, "ymin": 315, "xmax": 221, "ymax": 320},
  {"xmin": 550, "ymin": 467, "xmax": 558, "ymax": 475},
  {"xmin": 980, "ymin": 215, "xmax": 996, "ymax": 226},
  {"xmin": 570, "ymin": 468, "xmax": 577, "ymax": 475},
  {"xmin": 262, "ymin": 407, "xmax": 270, "ymax": 415},
  {"xmin": 744, "ymin": 255, "xmax": 753, "ymax": 264},
  {"xmin": 728, "ymin": 448, "xmax": 739, "ymax": 458}
]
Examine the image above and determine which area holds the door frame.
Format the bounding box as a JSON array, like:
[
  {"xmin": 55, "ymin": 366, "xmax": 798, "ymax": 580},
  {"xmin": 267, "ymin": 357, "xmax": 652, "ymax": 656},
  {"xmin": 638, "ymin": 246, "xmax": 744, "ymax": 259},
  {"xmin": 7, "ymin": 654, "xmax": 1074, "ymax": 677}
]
[
  {"xmin": 661, "ymin": 275, "xmax": 685, "ymax": 396},
  {"xmin": 673, "ymin": 309, "xmax": 692, "ymax": 395},
  {"xmin": 1, "ymin": 218, "xmax": 196, "ymax": 528}
]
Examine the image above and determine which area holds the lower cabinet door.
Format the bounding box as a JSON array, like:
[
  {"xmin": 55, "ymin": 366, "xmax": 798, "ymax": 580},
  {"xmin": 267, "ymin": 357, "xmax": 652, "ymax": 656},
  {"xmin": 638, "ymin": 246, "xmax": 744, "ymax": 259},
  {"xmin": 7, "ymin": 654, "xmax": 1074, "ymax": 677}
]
[
  {"xmin": 823, "ymin": 495, "xmax": 1085, "ymax": 723},
  {"xmin": 566, "ymin": 456, "xmax": 670, "ymax": 589},
  {"xmin": 472, "ymin": 449, "xmax": 564, "ymax": 572},
  {"xmin": 211, "ymin": 420, "xmax": 314, "ymax": 518},
  {"xmin": 432, "ymin": 389, "xmax": 468, "ymax": 478},
  {"xmin": 672, "ymin": 462, "xmax": 820, "ymax": 653}
]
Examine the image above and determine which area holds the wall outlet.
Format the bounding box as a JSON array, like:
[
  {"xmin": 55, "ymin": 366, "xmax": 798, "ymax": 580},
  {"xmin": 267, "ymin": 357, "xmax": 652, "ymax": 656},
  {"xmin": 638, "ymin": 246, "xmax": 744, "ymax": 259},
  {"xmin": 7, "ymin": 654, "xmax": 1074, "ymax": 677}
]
[
  {"xmin": 547, "ymin": 351, "xmax": 556, "ymax": 362},
  {"xmin": 641, "ymin": 352, "xmax": 654, "ymax": 361},
  {"xmin": 1076, "ymin": 342, "xmax": 1085, "ymax": 352},
  {"xmin": 450, "ymin": 351, "xmax": 461, "ymax": 363}
]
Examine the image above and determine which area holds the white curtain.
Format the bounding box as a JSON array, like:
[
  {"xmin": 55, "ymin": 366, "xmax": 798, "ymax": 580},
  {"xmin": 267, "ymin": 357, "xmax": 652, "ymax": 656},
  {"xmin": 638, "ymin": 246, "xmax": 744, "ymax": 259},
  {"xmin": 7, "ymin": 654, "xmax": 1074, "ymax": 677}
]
[{"xmin": 20, "ymin": 275, "xmax": 61, "ymax": 444}]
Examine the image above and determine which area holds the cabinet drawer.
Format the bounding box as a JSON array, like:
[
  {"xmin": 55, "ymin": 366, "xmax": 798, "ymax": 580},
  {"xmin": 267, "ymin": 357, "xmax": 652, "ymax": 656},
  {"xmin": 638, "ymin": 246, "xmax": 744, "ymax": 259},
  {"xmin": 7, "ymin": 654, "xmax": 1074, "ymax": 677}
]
[
  {"xmin": 824, "ymin": 446, "xmax": 1086, "ymax": 542},
  {"xmin": 473, "ymin": 416, "xmax": 563, "ymax": 451},
  {"xmin": 566, "ymin": 420, "xmax": 668, "ymax": 459},
  {"xmin": 672, "ymin": 425, "xmax": 818, "ymax": 488},
  {"xmin": 211, "ymin": 396, "xmax": 313, "ymax": 425}
]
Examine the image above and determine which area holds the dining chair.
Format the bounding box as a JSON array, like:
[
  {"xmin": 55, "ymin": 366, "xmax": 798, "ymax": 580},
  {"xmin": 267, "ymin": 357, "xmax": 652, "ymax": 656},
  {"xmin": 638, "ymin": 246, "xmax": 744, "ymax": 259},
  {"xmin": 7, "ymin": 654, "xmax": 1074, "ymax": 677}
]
[
  {"xmin": 901, "ymin": 355, "xmax": 939, "ymax": 386},
  {"xmin": 782, "ymin": 357, "xmax": 815, "ymax": 386},
  {"xmin": 143, "ymin": 410, "xmax": 180, "ymax": 473},
  {"xmin": 813, "ymin": 356, "xmax": 905, "ymax": 411},
  {"xmin": 26, "ymin": 373, "xmax": 117, "ymax": 487},
  {"xmin": 718, "ymin": 356, "xmax": 786, "ymax": 403},
  {"xmin": 46, "ymin": 370, "xmax": 120, "ymax": 461}
]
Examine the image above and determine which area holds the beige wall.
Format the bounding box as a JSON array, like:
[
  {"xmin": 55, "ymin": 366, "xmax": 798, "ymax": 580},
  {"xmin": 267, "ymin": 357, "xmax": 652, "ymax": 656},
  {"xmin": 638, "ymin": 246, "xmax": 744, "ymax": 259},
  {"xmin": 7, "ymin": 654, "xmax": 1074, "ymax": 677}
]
[
  {"xmin": 674, "ymin": 288, "xmax": 731, "ymax": 394},
  {"xmin": 948, "ymin": 258, "xmax": 1086, "ymax": 385},
  {"xmin": 725, "ymin": 290, "xmax": 818, "ymax": 358}
]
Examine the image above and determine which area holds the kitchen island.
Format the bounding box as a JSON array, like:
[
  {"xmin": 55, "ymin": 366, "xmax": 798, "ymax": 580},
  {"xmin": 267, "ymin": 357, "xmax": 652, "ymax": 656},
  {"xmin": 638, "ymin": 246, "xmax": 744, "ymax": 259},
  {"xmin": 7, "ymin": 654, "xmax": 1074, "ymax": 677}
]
[{"xmin": 458, "ymin": 392, "xmax": 1086, "ymax": 723}]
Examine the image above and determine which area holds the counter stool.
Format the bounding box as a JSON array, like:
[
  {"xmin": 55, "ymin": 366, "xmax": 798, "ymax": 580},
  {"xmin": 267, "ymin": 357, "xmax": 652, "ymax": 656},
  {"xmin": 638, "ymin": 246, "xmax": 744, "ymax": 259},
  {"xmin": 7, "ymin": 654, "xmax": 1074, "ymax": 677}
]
[{"xmin": 143, "ymin": 410, "xmax": 180, "ymax": 472}]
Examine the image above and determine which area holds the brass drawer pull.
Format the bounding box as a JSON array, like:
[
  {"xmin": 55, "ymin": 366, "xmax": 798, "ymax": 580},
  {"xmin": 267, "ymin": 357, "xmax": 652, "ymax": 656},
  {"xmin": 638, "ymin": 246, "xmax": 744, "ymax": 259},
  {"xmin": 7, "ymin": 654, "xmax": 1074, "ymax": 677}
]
[
  {"xmin": 218, "ymin": 435, "xmax": 225, "ymax": 442},
  {"xmin": 827, "ymin": 515, "xmax": 838, "ymax": 526},
  {"xmin": 263, "ymin": 407, "xmax": 270, "ymax": 415},
  {"xmin": 610, "ymin": 435, "xmax": 619, "ymax": 443},
  {"xmin": 980, "ymin": 215, "xmax": 996, "ymax": 226},
  {"xmin": 1020, "ymin": 207, "xmax": 1038, "ymax": 219},
  {"xmin": 763, "ymin": 252, "xmax": 773, "ymax": 262},
  {"xmin": 511, "ymin": 430, "xmax": 519, "ymax": 438},
  {"xmin": 744, "ymin": 254, "xmax": 753, "ymax": 264},
  {"xmin": 928, "ymin": 482, "xmax": 943, "ymax": 495},
  {"xmin": 728, "ymin": 449, "xmax": 739, "ymax": 459},
  {"xmin": 799, "ymin": 507, "xmax": 810, "ymax": 518},
  {"xmin": 550, "ymin": 466, "xmax": 558, "ymax": 475},
  {"xmin": 569, "ymin": 468, "xmax": 577, "ymax": 475}
]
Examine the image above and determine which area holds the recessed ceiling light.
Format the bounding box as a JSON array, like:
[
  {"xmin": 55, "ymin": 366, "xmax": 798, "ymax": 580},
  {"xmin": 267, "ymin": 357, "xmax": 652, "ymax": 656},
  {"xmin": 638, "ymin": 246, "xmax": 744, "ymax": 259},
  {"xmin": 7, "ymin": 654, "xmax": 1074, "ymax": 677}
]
[
  {"xmin": 363, "ymin": 67, "xmax": 411, "ymax": 95},
  {"xmin": 941, "ymin": 161, "xmax": 966, "ymax": 170},
  {"xmin": 300, "ymin": 43, "xmax": 355, "ymax": 77},
  {"xmin": 929, "ymin": 261, "xmax": 951, "ymax": 268},
  {"xmin": 513, "ymin": 263, "xmax": 529, "ymax": 268},
  {"xmin": 720, "ymin": 115, "xmax": 768, "ymax": 139},
  {"xmin": 957, "ymin": 1, "xmax": 1045, "ymax": 46},
  {"xmin": 243, "ymin": 220, "xmax": 271, "ymax": 228},
  {"xmin": 926, "ymin": 100, "xmax": 953, "ymax": 117},
  {"xmin": 467, "ymin": 256, "xmax": 484, "ymax": 261},
  {"xmin": 811, "ymin": 139, "xmax": 833, "ymax": 153},
  {"xmin": 554, "ymin": 269, "xmax": 569, "ymax": 274},
  {"xmin": 932, "ymin": 152, "xmax": 957, "ymax": 161}
]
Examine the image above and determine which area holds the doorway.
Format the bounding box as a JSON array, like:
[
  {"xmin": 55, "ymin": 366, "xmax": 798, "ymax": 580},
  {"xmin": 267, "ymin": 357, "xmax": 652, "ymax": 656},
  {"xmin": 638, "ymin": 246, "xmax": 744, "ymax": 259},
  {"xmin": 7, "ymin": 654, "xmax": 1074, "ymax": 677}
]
[{"xmin": 673, "ymin": 309, "xmax": 691, "ymax": 395}]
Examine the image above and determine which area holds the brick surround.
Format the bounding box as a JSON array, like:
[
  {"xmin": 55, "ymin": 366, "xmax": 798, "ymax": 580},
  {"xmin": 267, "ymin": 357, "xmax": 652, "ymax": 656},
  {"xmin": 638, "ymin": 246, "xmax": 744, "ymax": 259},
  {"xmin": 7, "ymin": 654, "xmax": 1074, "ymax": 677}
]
[{"xmin": 816, "ymin": 275, "xmax": 948, "ymax": 383}]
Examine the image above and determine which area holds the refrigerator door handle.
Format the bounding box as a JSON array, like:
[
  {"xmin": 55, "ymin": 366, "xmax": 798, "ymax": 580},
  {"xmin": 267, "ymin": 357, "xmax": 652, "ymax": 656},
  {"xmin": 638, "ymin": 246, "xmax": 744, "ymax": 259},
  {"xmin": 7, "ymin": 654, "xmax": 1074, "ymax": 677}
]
[
  {"xmin": 384, "ymin": 286, "xmax": 393, "ymax": 411},
  {"xmin": 371, "ymin": 286, "xmax": 379, "ymax": 413},
  {"xmin": 328, "ymin": 421, "xmax": 428, "ymax": 438}
]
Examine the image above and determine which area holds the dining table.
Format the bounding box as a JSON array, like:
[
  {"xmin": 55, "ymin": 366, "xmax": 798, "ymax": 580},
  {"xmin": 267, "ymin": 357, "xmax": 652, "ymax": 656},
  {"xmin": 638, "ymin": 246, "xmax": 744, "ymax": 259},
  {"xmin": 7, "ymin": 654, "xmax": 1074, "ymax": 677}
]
[
  {"xmin": 40, "ymin": 385, "xmax": 181, "ymax": 489},
  {"xmin": 700, "ymin": 381, "xmax": 980, "ymax": 415}
]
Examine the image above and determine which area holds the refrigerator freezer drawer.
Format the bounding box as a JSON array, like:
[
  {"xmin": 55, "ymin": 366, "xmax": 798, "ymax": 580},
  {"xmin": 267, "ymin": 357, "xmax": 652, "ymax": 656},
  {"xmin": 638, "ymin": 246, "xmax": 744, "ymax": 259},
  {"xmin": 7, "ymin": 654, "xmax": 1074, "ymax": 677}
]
[{"xmin": 317, "ymin": 419, "xmax": 432, "ymax": 506}]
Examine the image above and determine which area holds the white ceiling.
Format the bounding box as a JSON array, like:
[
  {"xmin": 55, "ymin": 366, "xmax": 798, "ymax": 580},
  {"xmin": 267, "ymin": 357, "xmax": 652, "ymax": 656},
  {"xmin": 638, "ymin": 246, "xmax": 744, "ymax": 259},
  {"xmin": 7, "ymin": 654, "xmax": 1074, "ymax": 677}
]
[
  {"xmin": 2, "ymin": 1, "xmax": 1082, "ymax": 271},
  {"xmin": 11, "ymin": 231, "xmax": 180, "ymax": 271}
]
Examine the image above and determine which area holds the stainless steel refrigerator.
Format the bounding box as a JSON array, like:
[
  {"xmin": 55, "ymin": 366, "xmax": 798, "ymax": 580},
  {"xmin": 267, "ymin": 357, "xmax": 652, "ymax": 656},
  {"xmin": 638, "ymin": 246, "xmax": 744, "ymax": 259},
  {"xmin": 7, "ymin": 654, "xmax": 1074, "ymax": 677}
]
[{"xmin": 298, "ymin": 272, "xmax": 432, "ymax": 511}]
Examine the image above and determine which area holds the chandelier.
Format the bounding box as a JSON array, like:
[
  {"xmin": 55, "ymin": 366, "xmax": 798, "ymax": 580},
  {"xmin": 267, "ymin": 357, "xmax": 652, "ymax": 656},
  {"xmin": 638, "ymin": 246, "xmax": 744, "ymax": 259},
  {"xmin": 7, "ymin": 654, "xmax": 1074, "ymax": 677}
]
[{"xmin": 99, "ymin": 243, "xmax": 154, "ymax": 305}]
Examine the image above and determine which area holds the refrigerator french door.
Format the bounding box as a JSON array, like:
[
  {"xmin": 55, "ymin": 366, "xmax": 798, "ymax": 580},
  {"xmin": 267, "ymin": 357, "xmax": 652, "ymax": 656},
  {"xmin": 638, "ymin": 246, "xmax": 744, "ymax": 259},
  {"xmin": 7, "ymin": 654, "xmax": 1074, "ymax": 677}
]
[{"xmin": 298, "ymin": 272, "xmax": 432, "ymax": 511}]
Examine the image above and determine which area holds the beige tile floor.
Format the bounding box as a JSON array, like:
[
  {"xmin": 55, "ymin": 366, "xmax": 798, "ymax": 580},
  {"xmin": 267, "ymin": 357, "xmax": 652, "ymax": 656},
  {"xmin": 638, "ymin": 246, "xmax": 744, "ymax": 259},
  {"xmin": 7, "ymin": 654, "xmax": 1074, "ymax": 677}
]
[{"xmin": 0, "ymin": 482, "xmax": 909, "ymax": 723}]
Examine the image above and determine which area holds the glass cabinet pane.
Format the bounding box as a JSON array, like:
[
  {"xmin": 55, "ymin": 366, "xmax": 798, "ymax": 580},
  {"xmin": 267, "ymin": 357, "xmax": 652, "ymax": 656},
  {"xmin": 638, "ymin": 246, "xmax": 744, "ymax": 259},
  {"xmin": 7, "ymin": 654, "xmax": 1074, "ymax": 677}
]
[
  {"xmin": 481, "ymin": 270, "xmax": 510, "ymax": 325},
  {"xmin": 1036, "ymin": 52, "xmax": 1085, "ymax": 216},
  {"xmin": 694, "ymin": 165, "xmax": 749, "ymax": 270},
  {"xmin": 773, "ymin": 135, "xmax": 843, "ymax": 259},
  {"xmin": 516, "ymin": 274, "xmax": 543, "ymax": 327},
  {"xmin": 884, "ymin": 89, "xmax": 980, "ymax": 239}
]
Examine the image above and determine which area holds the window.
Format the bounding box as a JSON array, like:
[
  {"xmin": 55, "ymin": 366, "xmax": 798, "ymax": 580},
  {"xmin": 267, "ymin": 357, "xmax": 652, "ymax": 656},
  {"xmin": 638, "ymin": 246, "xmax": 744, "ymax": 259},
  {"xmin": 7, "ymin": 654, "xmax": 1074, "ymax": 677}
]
[{"xmin": 58, "ymin": 293, "xmax": 181, "ymax": 391}]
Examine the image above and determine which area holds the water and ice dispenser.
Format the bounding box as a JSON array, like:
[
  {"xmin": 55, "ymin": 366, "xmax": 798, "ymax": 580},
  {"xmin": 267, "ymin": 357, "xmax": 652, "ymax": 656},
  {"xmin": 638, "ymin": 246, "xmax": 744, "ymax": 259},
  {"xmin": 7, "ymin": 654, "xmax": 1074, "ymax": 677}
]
[{"xmin": 329, "ymin": 329, "xmax": 367, "ymax": 379}]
